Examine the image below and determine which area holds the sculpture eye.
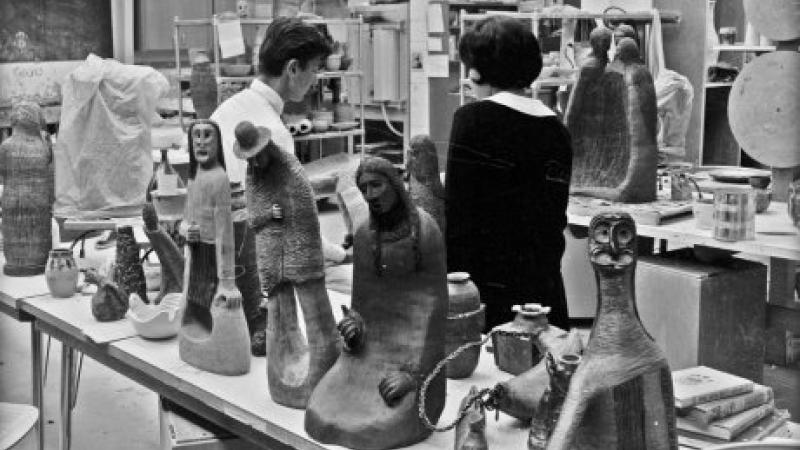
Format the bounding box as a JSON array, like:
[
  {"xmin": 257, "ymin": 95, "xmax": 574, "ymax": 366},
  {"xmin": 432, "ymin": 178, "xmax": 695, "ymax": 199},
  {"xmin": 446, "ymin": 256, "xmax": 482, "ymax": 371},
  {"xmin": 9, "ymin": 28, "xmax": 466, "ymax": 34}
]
[
  {"xmin": 593, "ymin": 223, "xmax": 611, "ymax": 243},
  {"xmin": 616, "ymin": 225, "xmax": 633, "ymax": 245}
]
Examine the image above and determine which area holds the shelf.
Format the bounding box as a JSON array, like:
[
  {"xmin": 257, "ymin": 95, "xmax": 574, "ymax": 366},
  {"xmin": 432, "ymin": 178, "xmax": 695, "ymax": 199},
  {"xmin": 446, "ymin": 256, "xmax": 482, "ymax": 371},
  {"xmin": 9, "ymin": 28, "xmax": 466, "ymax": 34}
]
[
  {"xmin": 705, "ymin": 81, "xmax": 734, "ymax": 88},
  {"xmin": 713, "ymin": 44, "xmax": 776, "ymax": 52},
  {"xmin": 294, "ymin": 128, "xmax": 363, "ymax": 141},
  {"xmin": 174, "ymin": 17, "xmax": 363, "ymax": 27},
  {"xmin": 460, "ymin": 10, "xmax": 681, "ymax": 24},
  {"xmin": 180, "ymin": 71, "xmax": 364, "ymax": 83}
]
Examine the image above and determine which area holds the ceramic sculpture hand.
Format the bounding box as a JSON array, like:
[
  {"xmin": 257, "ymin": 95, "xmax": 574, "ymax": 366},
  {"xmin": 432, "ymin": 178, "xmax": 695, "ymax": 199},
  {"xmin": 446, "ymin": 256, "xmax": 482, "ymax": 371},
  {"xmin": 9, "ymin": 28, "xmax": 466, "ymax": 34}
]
[
  {"xmin": 337, "ymin": 305, "xmax": 364, "ymax": 353},
  {"xmin": 378, "ymin": 370, "xmax": 416, "ymax": 406}
]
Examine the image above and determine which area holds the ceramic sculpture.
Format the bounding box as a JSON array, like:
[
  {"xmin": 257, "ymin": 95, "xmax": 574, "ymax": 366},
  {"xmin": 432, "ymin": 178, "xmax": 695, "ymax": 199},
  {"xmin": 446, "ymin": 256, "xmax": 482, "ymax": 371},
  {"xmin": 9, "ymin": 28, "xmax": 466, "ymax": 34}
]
[
  {"xmin": 445, "ymin": 272, "xmax": 485, "ymax": 379},
  {"xmin": 0, "ymin": 101, "xmax": 53, "ymax": 276},
  {"xmin": 454, "ymin": 386, "xmax": 488, "ymax": 450},
  {"xmin": 85, "ymin": 269, "xmax": 130, "ymax": 322},
  {"xmin": 566, "ymin": 28, "xmax": 658, "ymax": 203},
  {"xmin": 545, "ymin": 212, "xmax": 677, "ymax": 450},
  {"xmin": 494, "ymin": 329, "xmax": 584, "ymax": 422},
  {"xmin": 126, "ymin": 292, "xmax": 183, "ymax": 339},
  {"xmin": 234, "ymin": 121, "xmax": 337, "ymax": 406},
  {"xmin": 305, "ymin": 156, "xmax": 449, "ymax": 450},
  {"xmin": 44, "ymin": 248, "xmax": 79, "ymax": 298},
  {"xmin": 528, "ymin": 353, "xmax": 581, "ymax": 450},
  {"xmin": 178, "ymin": 120, "xmax": 250, "ymax": 376},
  {"xmin": 408, "ymin": 135, "xmax": 446, "ymax": 234},
  {"xmin": 492, "ymin": 303, "xmax": 567, "ymax": 375},
  {"xmin": 113, "ymin": 225, "xmax": 148, "ymax": 304},
  {"xmin": 142, "ymin": 203, "xmax": 184, "ymax": 304}
]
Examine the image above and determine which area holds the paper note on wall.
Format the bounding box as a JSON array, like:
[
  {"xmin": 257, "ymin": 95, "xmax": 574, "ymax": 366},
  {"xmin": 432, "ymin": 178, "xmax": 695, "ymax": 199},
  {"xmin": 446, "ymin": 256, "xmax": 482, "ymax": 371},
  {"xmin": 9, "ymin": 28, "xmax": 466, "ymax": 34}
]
[
  {"xmin": 427, "ymin": 3, "xmax": 445, "ymax": 33},
  {"xmin": 427, "ymin": 37, "xmax": 443, "ymax": 52},
  {"xmin": 425, "ymin": 54, "xmax": 449, "ymax": 78},
  {"xmin": 217, "ymin": 19, "xmax": 245, "ymax": 59}
]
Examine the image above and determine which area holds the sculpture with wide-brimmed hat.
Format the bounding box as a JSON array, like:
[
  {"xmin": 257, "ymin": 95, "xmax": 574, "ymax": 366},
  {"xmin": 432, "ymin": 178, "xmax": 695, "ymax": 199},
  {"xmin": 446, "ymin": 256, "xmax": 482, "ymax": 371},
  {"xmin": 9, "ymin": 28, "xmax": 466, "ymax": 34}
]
[{"xmin": 233, "ymin": 120, "xmax": 272, "ymax": 160}]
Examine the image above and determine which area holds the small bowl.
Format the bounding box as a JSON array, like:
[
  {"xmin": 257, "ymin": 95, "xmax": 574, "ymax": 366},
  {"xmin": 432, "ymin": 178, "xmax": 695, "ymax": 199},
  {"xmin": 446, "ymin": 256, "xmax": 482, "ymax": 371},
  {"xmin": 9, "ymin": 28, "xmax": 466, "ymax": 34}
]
[
  {"xmin": 748, "ymin": 175, "xmax": 771, "ymax": 189},
  {"xmin": 312, "ymin": 118, "xmax": 330, "ymax": 133}
]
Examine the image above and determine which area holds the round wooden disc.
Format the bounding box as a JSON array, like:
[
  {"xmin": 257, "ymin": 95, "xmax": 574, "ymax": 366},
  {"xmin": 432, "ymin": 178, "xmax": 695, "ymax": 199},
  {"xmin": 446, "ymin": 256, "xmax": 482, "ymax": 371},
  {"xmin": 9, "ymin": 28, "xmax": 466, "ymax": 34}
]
[
  {"xmin": 744, "ymin": 0, "xmax": 800, "ymax": 42},
  {"xmin": 728, "ymin": 51, "xmax": 800, "ymax": 168}
]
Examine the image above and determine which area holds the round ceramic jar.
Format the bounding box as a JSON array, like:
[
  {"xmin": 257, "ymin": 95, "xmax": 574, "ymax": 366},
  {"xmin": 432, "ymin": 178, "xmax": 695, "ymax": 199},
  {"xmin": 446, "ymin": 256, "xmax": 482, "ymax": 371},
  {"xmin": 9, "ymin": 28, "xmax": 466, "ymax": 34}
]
[
  {"xmin": 45, "ymin": 248, "xmax": 79, "ymax": 298},
  {"xmin": 444, "ymin": 272, "xmax": 485, "ymax": 379}
]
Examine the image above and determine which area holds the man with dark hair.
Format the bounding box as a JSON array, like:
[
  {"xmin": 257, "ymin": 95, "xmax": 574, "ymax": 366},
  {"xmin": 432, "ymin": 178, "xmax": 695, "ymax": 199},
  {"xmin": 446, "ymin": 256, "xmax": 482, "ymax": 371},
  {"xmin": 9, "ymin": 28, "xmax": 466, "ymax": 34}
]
[{"xmin": 211, "ymin": 17, "xmax": 331, "ymax": 185}]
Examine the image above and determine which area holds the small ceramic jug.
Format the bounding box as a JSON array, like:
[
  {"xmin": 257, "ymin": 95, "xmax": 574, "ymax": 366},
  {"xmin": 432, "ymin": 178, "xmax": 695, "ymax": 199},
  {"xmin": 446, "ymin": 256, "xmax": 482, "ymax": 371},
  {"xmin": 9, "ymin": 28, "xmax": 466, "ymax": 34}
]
[
  {"xmin": 45, "ymin": 248, "xmax": 79, "ymax": 298},
  {"xmin": 445, "ymin": 272, "xmax": 485, "ymax": 379}
]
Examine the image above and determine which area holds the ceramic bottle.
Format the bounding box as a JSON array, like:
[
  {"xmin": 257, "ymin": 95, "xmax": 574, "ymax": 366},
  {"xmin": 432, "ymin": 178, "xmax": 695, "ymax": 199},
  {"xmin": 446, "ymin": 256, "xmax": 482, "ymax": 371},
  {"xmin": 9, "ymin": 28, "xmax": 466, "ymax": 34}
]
[{"xmin": 445, "ymin": 272, "xmax": 485, "ymax": 378}]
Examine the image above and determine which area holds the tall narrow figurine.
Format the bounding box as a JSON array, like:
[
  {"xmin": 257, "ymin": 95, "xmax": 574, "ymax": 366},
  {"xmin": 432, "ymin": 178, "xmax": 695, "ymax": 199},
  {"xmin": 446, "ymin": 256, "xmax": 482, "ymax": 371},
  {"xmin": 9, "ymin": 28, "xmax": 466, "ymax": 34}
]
[
  {"xmin": 1, "ymin": 101, "xmax": 54, "ymax": 276},
  {"xmin": 178, "ymin": 119, "xmax": 250, "ymax": 376},
  {"xmin": 546, "ymin": 212, "xmax": 677, "ymax": 449},
  {"xmin": 408, "ymin": 134, "xmax": 445, "ymax": 234},
  {"xmin": 305, "ymin": 156, "xmax": 448, "ymax": 450},
  {"xmin": 234, "ymin": 121, "xmax": 338, "ymax": 408}
]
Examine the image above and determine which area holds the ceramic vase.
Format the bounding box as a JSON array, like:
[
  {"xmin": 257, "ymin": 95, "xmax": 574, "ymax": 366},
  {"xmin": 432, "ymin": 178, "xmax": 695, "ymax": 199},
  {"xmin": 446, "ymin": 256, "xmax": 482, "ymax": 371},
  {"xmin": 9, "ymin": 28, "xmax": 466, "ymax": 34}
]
[
  {"xmin": 713, "ymin": 188, "xmax": 755, "ymax": 242},
  {"xmin": 491, "ymin": 303, "xmax": 557, "ymax": 375},
  {"xmin": 45, "ymin": 248, "xmax": 79, "ymax": 298},
  {"xmin": 1, "ymin": 101, "xmax": 53, "ymax": 276},
  {"xmin": 190, "ymin": 51, "xmax": 218, "ymax": 120},
  {"xmin": 114, "ymin": 226, "xmax": 148, "ymax": 302},
  {"xmin": 445, "ymin": 272, "xmax": 485, "ymax": 379}
]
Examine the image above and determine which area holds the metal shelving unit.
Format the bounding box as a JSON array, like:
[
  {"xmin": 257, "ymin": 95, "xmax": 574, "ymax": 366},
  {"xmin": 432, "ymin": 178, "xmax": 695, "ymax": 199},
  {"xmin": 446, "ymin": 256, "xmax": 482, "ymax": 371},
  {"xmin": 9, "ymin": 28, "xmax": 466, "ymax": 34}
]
[{"xmin": 172, "ymin": 15, "xmax": 367, "ymax": 155}]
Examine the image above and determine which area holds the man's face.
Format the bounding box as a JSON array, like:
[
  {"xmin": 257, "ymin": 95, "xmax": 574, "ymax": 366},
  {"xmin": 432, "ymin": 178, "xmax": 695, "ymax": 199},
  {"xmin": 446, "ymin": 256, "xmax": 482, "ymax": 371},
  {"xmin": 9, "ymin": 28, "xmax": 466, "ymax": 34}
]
[
  {"xmin": 191, "ymin": 123, "xmax": 219, "ymax": 167},
  {"xmin": 287, "ymin": 56, "xmax": 323, "ymax": 102},
  {"xmin": 358, "ymin": 172, "xmax": 398, "ymax": 216}
]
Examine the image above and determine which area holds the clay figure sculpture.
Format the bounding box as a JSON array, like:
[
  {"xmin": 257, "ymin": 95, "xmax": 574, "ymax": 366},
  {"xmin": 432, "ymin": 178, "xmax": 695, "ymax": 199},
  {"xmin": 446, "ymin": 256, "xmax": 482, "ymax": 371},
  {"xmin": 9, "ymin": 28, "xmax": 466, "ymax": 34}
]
[
  {"xmin": 127, "ymin": 292, "xmax": 184, "ymax": 339},
  {"xmin": 234, "ymin": 121, "xmax": 337, "ymax": 407},
  {"xmin": 495, "ymin": 329, "xmax": 584, "ymax": 421},
  {"xmin": 566, "ymin": 27, "xmax": 658, "ymax": 203},
  {"xmin": 305, "ymin": 156, "xmax": 449, "ymax": 450},
  {"xmin": 545, "ymin": 212, "xmax": 677, "ymax": 450},
  {"xmin": 408, "ymin": 135, "xmax": 446, "ymax": 234},
  {"xmin": 528, "ymin": 353, "xmax": 581, "ymax": 450},
  {"xmin": 178, "ymin": 119, "xmax": 250, "ymax": 376},
  {"xmin": 113, "ymin": 225, "xmax": 148, "ymax": 304},
  {"xmin": 141, "ymin": 203, "xmax": 184, "ymax": 305},
  {"xmin": 1, "ymin": 101, "xmax": 54, "ymax": 276},
  {"xmin": 454, "ymin": 386, "xmax": 488, "ymax": 450},
  {"xmin": 85, "ymin": 268, "xmax": 130, "ymax": 322}
]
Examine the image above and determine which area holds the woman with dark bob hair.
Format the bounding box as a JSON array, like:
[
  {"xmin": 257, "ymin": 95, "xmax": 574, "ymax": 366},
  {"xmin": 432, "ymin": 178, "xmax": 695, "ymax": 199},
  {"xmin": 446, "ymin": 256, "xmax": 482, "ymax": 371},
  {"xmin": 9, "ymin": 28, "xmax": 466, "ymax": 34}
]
[{"xmin": 446, "ymin": 16, "xmax": 573, "ymax": 331}]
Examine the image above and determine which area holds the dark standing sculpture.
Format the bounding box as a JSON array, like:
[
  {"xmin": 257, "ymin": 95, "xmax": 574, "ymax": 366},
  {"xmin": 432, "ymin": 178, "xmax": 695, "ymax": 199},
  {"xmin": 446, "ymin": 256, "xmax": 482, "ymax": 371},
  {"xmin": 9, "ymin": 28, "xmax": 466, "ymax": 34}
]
[
  {"xmin": 408, "ymin": 135, "xmax": 445, "ymax": 234},
  {"xmin": 141, "ymin": 203, "xmax": 184, "ymax": 304},
  {"xmin": 545, "ymin": 212, "xmax": 677, "ymax": 449},
  {"xmin": 566, "ymin": 27, "xmax": 658, "ymax": 203},
  {"xmin": 305, "ymin": 156, "xmax": 449, "ymax": 450},
  {"xmin": 1, "ymin": 101, "xmax": 53, "ymax": 276}
]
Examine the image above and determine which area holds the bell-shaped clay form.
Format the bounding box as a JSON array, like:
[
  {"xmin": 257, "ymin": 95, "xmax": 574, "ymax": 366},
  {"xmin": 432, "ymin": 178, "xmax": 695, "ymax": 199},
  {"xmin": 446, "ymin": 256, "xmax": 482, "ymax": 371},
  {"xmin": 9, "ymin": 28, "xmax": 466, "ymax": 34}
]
[
  {"xmin": 126, "ymin": 293, "xmax": 184, "ymax": 339},
  {"xmin": 86, "ymin": 269, "xmax": 130, "ymax": 322}
]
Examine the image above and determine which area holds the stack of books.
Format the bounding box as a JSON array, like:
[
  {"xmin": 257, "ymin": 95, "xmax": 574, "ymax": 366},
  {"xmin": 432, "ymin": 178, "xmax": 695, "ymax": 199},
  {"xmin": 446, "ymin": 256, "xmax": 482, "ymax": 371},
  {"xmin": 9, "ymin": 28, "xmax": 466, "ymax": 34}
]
[{"xmin": 672, "ymin": 366, "xmax": 791, "ymax": 446}]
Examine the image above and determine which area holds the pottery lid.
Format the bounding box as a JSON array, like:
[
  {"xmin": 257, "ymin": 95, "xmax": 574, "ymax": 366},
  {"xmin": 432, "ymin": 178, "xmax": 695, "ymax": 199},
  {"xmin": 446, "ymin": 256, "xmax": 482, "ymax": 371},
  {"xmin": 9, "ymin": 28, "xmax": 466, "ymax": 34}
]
[
  {"xmin": 447, "ymin": 272, "xmax": 471, "ymax": 283},
  {"xmin": 512, "ymin": 303, "xmax": 551, "ymax": 317}
]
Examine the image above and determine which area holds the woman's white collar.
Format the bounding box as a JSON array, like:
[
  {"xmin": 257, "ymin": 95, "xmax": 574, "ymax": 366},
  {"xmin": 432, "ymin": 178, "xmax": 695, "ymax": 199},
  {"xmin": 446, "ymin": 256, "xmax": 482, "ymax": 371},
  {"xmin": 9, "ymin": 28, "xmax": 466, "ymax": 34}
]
[{"xmin": 486, "ymin": 91, "xmax": 556, "ymax": 117}]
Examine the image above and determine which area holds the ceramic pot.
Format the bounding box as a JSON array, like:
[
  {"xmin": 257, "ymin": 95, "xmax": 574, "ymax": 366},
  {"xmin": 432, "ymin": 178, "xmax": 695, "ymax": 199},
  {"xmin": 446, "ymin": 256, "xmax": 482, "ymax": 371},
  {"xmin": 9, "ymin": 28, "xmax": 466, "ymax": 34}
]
[
  {"xmin": 45, "ymin": 248, "xmax": 79, "ymax": 298},
  {"xmin": 789, "ymin": 179, "xmax": 800, "ymax": 229},
  {"xmin": 445, "ymin": 272, "xmax": 485, "ymax": 379},
  {"xmin": 491, "ymin": 303, "xmax": 553, "ymax": 375}
]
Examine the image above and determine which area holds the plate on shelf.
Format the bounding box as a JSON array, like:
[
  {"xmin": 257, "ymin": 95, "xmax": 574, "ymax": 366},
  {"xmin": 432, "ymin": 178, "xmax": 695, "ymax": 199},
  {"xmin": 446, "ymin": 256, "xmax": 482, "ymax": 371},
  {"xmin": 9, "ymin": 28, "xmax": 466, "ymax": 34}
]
[
  {"xmin": 708, "ymin": 167, "xmax": 771, "ymax": 184},
  {"xmin": 331, "ymin": 121, "xmax": 359, "ymax": 131}
]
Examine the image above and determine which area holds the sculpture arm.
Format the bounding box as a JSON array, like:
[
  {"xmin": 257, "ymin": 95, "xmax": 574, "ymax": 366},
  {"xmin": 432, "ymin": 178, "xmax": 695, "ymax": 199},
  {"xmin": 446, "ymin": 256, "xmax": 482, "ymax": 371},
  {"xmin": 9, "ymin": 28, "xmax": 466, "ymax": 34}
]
[
  {"xmin": 213, "ymin": 175, "xmax": 241, "ymax": 307},
  {"xmin": 337, "ymin": 305, "xmax": 364, "ymax": 353},
  {"xmin": 378, "ymin": 370, "xmax": 417, "ymax": 407}
]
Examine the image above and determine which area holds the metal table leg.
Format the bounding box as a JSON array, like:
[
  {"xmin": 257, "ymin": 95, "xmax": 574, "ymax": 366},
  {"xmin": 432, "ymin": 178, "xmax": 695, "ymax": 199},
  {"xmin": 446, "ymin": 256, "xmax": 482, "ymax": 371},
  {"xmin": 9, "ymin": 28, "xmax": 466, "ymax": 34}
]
[
  {"xmin": 31, "ymin": 326, "xmax": 44, "ymax": 450},
  {"xmin": 59, "ymin": 345, "xmax": 75, "ymax": 450}
]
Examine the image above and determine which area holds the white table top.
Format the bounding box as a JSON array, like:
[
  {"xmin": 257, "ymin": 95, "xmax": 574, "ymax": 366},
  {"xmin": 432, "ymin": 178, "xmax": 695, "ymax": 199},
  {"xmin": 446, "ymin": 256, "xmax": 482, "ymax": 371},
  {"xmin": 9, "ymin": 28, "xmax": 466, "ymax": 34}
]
[{"xmin": 569, "ymin": 201, "xmax": 799, "ymax": 261}]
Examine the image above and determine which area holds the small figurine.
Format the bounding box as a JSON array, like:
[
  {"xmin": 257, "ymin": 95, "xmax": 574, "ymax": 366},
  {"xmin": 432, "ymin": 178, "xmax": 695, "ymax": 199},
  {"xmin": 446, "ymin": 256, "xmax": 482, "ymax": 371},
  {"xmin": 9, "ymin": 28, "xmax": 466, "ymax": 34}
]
[
  {"xmin": 113, "ymin": 225, "xmax": 148, "ymax": 304},
  {"xmin": 454, "ymin": 386, "xmax": 488, "ymax": 450},
  {"xmin": 141, "ymin": 203, "xmax": 184, "ymax": 305},
  {"xmin": 85, "ymin": 268, "xmax": 129, "ymax": 322},
  {"xmin": 546, "ymin": 213, "xmax": 677, "ymax": 449},
  {"xmin": 178, "ymin": 119, "xmax": 250, "ymax": 376},
  {"xmin": 566, "ymin": 27, "xmax": 658, "ymax": 203},
  {"xmin": 408, "ymin": 134, "xmax": 446, "ymax": 234},
  {"xmin": 0, "ymin": 101, "xmax": 53, "ymax": 276},
  {"xmin": 234, "ymin": 121, "xmax": 337, "ymax": 407},
  {"xmin": 528, "ymin": 353, "xmax": 581, "ymax": 450},
  {"xmin": 305, "ymin": 156, "xmax": 449, "ymax": 450}
]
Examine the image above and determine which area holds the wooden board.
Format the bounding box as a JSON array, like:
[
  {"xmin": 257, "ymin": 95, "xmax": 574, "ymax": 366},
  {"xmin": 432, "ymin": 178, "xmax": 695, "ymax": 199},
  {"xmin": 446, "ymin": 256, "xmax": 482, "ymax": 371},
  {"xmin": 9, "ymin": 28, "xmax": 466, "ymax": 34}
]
[
  {"xmin": 0, "ymin": 0, "xmax": 113, "ymax": 63},
  {"xmin": 568, "ymin": 196, "xmax": 693, "ymax": 225},
  {"xmin": 743, "ymin": 0, "xmax": 800, "ymax": 42},
  {"xmin": 728, "ymin": 51, "xmax": 800, "ymax": 168}
]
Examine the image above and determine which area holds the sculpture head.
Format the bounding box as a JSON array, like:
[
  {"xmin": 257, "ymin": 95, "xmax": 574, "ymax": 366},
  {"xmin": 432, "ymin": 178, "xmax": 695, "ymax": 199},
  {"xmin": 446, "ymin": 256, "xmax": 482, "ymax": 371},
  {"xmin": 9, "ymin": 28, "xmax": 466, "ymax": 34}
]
[
  {"xmin": 10, "ymin": 100, "xmax": 44, "ymax": 134},
  {"xmin": 588, "ymin": 212, "xmax": 637, "ymax": 273},
  {"xmin": 589, "ymin": 26, "xmax": 613, "ymax": 59},
  {"xmin": 615, "ymin": 38, "xmax": 640, "ymax": 64},
  {"xmin": 356, "ymin": 156, "xmax": 409, "ymax": 221},
  {"xmin": 407, "ymin": 135, "xmax": 440, "ymax": 184},
  {"xmin": 188, "ymin": 119, "xmax": 225, "ymax": 179}
]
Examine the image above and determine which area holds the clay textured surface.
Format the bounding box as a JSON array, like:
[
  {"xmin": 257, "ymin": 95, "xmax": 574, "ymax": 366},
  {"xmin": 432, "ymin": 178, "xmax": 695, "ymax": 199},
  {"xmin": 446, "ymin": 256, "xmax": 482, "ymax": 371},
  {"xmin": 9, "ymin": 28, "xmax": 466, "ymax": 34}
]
[
  {"xmin": 85, "ymin": 269, "xmax": 130, "ymax": 322},
  {"xmin": 408, "ymin": 135, "xmax": 446, "ymax": 234},
  {"xmin": 566, "ymin": 29, "xmax": 658, "ymax": 203}
]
